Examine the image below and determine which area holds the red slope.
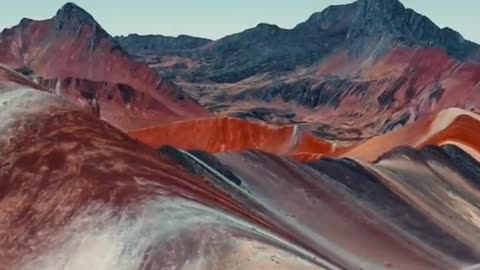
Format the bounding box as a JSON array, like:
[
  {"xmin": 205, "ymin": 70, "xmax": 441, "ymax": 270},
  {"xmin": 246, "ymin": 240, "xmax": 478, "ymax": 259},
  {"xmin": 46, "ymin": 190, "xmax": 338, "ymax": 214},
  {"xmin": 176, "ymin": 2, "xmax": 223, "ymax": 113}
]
[
  {"xmin": 127, "ymin": 107, "xmax": 480, "ymax": 164},
  {"xmin": 127, "ymin": 117, "xmax": 337, "ymax": 157},
  {"xmin": 36, "ymin": 77, "xmax": 194, "ymax": 130},
  {"xmin": 306, "ymin": 47, "xmax": 480, "ymax": 137},
  {"xmin": 193, "ymin": 46, "xmax": 480, "ymax": 141},
  {"xmin": 0, "ymin": 4, "xmax": 208, "ymax": 129},
  {"xmin": 0, "ymin": 66, "xmax": 319, "ymax": 269},
  {"xmin": 420, "ymin": 115, "xmax": 480, "ymax": 161},
  {"xmin": 342, "ymin": 108, "xmax": 480, "ymax": 161},
  {"xmin": 363, "ymin": 47, "xmax": 480, "ymax": 116}
]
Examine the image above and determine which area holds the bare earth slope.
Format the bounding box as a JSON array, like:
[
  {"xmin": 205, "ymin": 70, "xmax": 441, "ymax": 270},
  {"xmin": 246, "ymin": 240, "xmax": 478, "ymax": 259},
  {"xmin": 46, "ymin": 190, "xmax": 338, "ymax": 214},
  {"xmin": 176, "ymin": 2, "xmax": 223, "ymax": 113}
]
[{"xmin": 2, "ymin": 65, "xmax": 480, "ymax": 269}]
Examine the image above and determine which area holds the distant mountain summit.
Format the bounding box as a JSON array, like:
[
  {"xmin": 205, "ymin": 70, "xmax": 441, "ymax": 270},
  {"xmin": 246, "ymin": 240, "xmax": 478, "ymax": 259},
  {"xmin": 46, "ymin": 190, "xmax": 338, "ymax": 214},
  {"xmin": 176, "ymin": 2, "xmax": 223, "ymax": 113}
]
[
  {"xmin": 55, "ymin": 2, "xmax": 99, "ymax": 29},
  {"xmin": 344, "ymin": 0, "xmax": 479, "ymax": 59},
  {"xmin": 53, "ymin": 3, "xmax": 120, "ymax": 52},
  {"xmin": 113, "ymin": 0, "xmax": 480, "ymax": 139},
  {"xmin": 118, "ymin": 0, "xmax": 480, "ymax": 84}
]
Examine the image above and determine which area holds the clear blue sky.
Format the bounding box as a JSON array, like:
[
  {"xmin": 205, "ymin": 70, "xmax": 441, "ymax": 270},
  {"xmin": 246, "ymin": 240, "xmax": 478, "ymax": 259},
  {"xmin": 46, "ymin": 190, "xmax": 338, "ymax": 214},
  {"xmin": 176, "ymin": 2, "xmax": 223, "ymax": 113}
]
[{"xmin": 1, "ymin": 0, "xmax": 479, "ymax": 43}]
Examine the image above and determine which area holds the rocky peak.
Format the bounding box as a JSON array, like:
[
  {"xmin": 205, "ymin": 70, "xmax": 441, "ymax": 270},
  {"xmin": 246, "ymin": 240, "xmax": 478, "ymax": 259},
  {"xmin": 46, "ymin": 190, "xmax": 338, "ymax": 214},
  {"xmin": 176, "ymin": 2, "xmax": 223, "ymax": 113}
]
[
  {"xmin": 349, "ymin": 0, "xmax": 430, "ymax": 38},
  {"xmin": 357, "ymin": 0, "xmax": 405, "ymax": 15},
  {"xmin": 292, "ymin": 0, "xmax": 478, "ymax": 61},
  {"xmin": 252, "ymin": 23, "xmax": 281, "ymax": 35},
  {"xmin": 220, "ymin": 22, "xmax": 283, "ymax": 45},
  {"xmin": 54, "ymin": 2, "xmax": 100, "ymax": 32},
  {"xmin": 18, "ymin": 18, "xmax": 34, "ymax": 25},
  {"xmin": 255, "ymin": 23, "xmax": 279, "ymax": 29},
  {"xmin": 51, "ymin": 2, "xmax": 129, "ymax": 55},
  {"xmin": 299, "ymin": 2, "xmax": 357, "ymax": 32},
  {"xmin": 341, "ymin": 0, "xmax": 480, "ymax": 60}
]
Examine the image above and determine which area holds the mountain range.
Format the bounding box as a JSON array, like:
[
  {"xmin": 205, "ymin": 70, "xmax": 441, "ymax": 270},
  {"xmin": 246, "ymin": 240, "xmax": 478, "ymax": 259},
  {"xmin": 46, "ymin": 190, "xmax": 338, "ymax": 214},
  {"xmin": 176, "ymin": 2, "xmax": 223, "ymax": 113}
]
[
  {"xmin": 1, "ymin": 0, "xmax": 479, "ymax": 140},
  {"xmin": 2, "ymin": 62, "xmax": 480, "ymax": 270},
  {"xmin": 2, "ymin": 1, "xmax": 480, "ymax": 269},
  {"xmin": 117, "ymin": 0, "xmax": 480, "ymax": 140},
  {"xmin": 0, "ymin": 3, "xmax": 208, "ymax": 130}
]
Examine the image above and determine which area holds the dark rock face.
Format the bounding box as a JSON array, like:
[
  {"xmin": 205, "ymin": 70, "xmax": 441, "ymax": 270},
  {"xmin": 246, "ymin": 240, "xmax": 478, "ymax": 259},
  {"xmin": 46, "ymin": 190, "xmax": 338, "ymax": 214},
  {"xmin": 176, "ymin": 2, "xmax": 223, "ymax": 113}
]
[
  {"xmin": 346, "ymin": 0, "xmax": 480, "ymax": 59},
  {"xmin": 230, "ymin": 108, "xmax": 296, "ymax": 123},
  {"xmin": 14, "ymin": 66, "xmax": 34, "ymax": 76},
  {"xmin": 115, "ymin": 34, "xmax": 211, "ymax": 54},
  {"xmin": 297, "ymin": 2, "xmax": 358, "ymax": 34},
  {"xmin": 441, "ymin": 145, "xmax": 480, "ymax": 188},
  {"xmin": 234, "ymin": 78, "xmax": 371, "ymax": 109},
  {"xmin": 383, "ymin": 112, "xmax": 410, "ymax": 133},
  {"xmin": 193, "ymin": 21, "xmax": 348, "ymax": 83},
  {"xmin": 53, "ymin": 2, "xmax": 121, "ymax": 53},
  {"xmin": 119, "ymin": 0, "xmax": 480, "ymax": 84},
  {"xmin": 55, "ymin": 2, "xmax": 99, "ymax": 31}
]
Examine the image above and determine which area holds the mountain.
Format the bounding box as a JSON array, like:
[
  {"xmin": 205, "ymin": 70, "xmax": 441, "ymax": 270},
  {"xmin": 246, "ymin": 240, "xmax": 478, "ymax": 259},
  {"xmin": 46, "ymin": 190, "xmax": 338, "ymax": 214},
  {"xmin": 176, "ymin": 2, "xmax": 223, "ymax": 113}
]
[
  {"xmin": 127, "ymin": 117, "xmax": 336, "ymax": 157},
  {"xmin": 119, "ymin": 0, "xmax": 480, "ymax": 141},
  {"xmin": 1, "ymin": 0, "xmax": 477, "ymax": 137},
  {"xmin": 3, "ymin": 64, "xmax": 480, "ymax": 269},
  {"xmin": 336, "ymin": 0, "xmax": 480, "ymax": 59},
  {"xmin": 0, "ymin": 2, "xmax": 208, "ymax": 130},
  {"xmin": 121, "ymin": 0, "xmax": 480, "ymax": 79},
  {"xmin": 3, "ymin": 2, "xmax": 480, "ymax": 269},
  {"xmin": 116, "ymin": 34, "xmax": 211, "ymax": 55}
]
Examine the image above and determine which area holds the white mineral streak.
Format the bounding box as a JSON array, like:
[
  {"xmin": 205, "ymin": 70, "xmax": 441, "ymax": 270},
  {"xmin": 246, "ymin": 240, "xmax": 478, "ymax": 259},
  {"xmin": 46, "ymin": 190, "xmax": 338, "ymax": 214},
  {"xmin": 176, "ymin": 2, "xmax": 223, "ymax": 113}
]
[{"xmin": 17, "ymin": 198, "xmax": 329, "ymax": 270}]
